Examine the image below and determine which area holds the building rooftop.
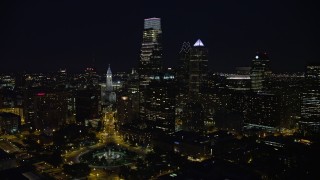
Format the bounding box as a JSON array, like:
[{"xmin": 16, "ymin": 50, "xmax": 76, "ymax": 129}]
[{"xmin": 193, "ymin": 39, "xmax": 204, "ymax": 47}]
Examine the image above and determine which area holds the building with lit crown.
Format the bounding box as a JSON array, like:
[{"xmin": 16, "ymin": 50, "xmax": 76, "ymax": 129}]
[
  {"xmin": 250, "ymin": 52, "xmax": 271, "ymax": 92},
  {"xmin": 139, "ymin": 17, "xmax": 163, "ymax": 121},
  {"xmin": 189, "ymin": 39, "xmax": 208, "ymax": 97},
  {"xmin": 181, "ymin": 39, "xmax": 210, "ymax": 133}
]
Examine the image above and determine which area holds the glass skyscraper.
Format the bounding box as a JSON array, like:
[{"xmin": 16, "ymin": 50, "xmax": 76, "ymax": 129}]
[
  {"xmin": 139, "ymin": 18, "xmax": 163, "ymax": 120},
  {"xmin": 250, "ymin": 52, "xmax": 270, "ymax": 92},
  {"xmin": 300, "ymin": 63, "xmax": 320, "ymax": 134},
  {"xmin": 189, "ymin": 39, "xmax": 208, "ymax": 97}
]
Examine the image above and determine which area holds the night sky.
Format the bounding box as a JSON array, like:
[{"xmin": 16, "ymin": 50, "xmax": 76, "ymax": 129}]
[{"xmin": 1, "ymin": 0, "xmax": 319, "ymax": 73}]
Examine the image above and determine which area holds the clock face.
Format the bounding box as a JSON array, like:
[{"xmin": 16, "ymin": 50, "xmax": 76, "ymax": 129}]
[{"xmin": 255, "ymin": 55, "xmax": 259, "ymax": 59}]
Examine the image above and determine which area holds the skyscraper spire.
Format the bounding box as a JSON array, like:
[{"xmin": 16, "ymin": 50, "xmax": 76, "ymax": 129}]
[
  {"xmin": 107, "ymin": 64, "xmax": 112, "ymax": 74},
  {"xmin": 193, "ymin": 39, "xmax": 204, "ymax": 47}
]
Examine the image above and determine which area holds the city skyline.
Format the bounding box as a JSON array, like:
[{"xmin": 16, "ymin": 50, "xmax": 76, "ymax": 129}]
[
  {"xmin": 1, "ymin": 1, "xmax": 320, "ymax": 179},
  {"xmin": 1, "ymin": 1, "xmax": 319, "ymax": 73}
]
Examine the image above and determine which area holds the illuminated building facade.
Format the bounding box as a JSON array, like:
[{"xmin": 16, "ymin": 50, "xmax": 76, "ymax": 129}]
[
  {"xmin": 145, "ymin": 73, "xmax": 176, "ymax": 135},
  {"xmin": 101, "ymin": 65, "xmax": 116, "ymax": 105},
  {"xmin": 176, "ymin": 42, "xmax": 192, "ymax": 131},
  {"xmin": 226, "ymin": 67, "xmax": 251, "ymax": 91},
  {"xmin": 0, "ymin": 112, "xmax": 20, "ymax": 134},
  {"xmin": 24, "ymin": 91, "xmax": 70, "ymax": 132},
  {"xmin": 244, "ymin": 93, "xmax": 280, "ymax": 130},
  {"xmin": 180, "ymin": 39, "xmax": 209, "ymax": 133},
  {"xmin": 177, "ymin": 41, "xmax": 191, "ymax": 94},
  {"xmin": 182, "ymin": 102, "xmax": 205, "ymax": 133},
  {"xmin": 139, "ymin": 17, "xmax": 163, "ymax": 120},
  {"xmin": 250, "ymin": 52, "xmax": 270, "ymax": 92},
  {"xmin": 189, "ymin": 39, "xmax": 208, "ymax": 97},
  {"xmin": 126, "ymin": 69, "xmax": 139, "ymax": 114},
  {"xmin": 300, "ymin": 63, "xmax": 320, "ymax": 134},
  {"xmin": 117, "ymin": 96, "xmax": 133, "ymax": 126},
  {"xmin": 56, "ymin": 68, "xmax": 67, "ymax": 86},
  {"xmin": 84, "ymin": 67, "xmax": 99, "ymax": 86}
]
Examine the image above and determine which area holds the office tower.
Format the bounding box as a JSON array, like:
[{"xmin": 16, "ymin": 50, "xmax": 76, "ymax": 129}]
[
  {"xmin": 58, "ymin": 68, "xmax": 67, "ymax": 82},
  {"xmin": 300, "ymin": 63, "xmax": 320, "ymax": 134},
  {"xmin": 175, "ymin": 42, "xmax": 191, "ymax": 131},
  {"xmin": 144, "ymin": 73, "xmax": 176, "ymax": 135},
  {"xmin": 177, "ymin": 42, "xmax": 191, "ymax": 93},
  {"xmin": 180, "ymin": 39, "xmax": 209, "ymax": 133},
  {"xmin": 139, "ymin": 18, "xmax": 163, "ymax": 82},
  {"xmin": 189, "ymin": 39, "xmax": 208, "ymax": 97},
  {"xmin": 126, "ymin": 69, "xmax": 140, "ymax": 114},
  {"xmin": 84, "ymin": 67, "xmax": 99, "ymax": 86},
  {"xmin": 139, "ymin": 17, "xmax": 163, "ymax": 120},
  {"xmin": 250, "ymin": 52, "xmax": 270, "ymax": 92},
  {"xmin": 55, "ymin": 68, "xmax": 67, "ymax": 89},
  {"xmin": 24, "ymin": 91, "xmax": 70, "ymax": 132},
  {"xmin": 117, "ymin": 96, "xmax": 133, "ymax": 126},
  {"xmin": 101, "ymin": 65, "xmax": 116, "ymax": 105}
]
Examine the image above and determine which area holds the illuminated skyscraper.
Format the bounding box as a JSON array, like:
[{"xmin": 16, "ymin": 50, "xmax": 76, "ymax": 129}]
[
  {"xmin": 176, "ymin": 42, "xmax": 192, "ymax": 130},
  {"xmin": 250, "ymin": 52, "xmax": 270, "ymax": 92},
  {"xmin": 139, "ymin": 17, "xmax": 163, "ymax": 120},
  {"xmin": 300, "ymin": 63, "xmax": 320, "ymax": 134},
  {"xmin": 177, "ymin": 42, "xmax": 191, "ymax": 94},
  {"xmin": 144, "ymin": 17, "xmax": 161, "ymax": 30},
  {"xmin": 189, "ymin": 39, "xmax": 208, "ymax": 97},
  {"xmin": 145, "ymin": 73, "xmax": 176, "ymax": 135},
  {"xmin": 180, "ymin": 39, "xmax": 209, "ymax": 133},
  {"xmin": 139, "ymin": 17, "xmax": 163, "ymax": 82}
]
